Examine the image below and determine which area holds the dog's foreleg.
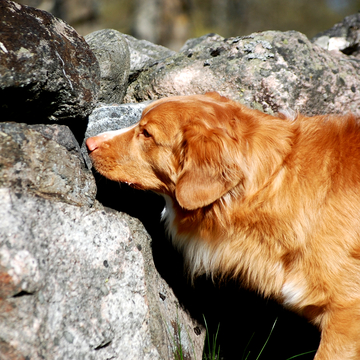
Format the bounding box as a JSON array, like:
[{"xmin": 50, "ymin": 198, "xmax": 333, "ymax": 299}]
[{"xmin": 315, "ymin": 303, "xmax": 360, "ymax": 360}]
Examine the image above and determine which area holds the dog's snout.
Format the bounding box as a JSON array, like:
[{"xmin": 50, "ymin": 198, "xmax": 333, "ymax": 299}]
[
  {"xmin": 86, "ymin": 137, "xmax": 100, "ymax": 152},
  {"xmin": 86, "ymin": 123, "xmax": 140, "ymax": 153}
]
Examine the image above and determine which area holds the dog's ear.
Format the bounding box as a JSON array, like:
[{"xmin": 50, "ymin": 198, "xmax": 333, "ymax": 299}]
[
  {"xmin": 175, "ymin": 127, "xmax": 242, "ymax": 210},
  {"xmin": 176, "ymin": 164, "xmax": 239, "ymax": 210}
]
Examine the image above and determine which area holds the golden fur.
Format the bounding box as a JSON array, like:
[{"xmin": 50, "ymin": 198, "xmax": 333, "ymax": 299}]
[{"xmin": 86, "ymin": 92, "xmax": 360, "ymax": 359}]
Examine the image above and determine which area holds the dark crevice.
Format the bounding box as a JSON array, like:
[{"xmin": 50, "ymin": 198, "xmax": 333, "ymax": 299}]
[
  {"xmin": 128, "ymin": 70, "xmax": 142, "ymax": 85},
  {"xmin": 12, "ymin": 290, "xmax": 34, "ymax": 298},
  {"xmin": 341, "ymin": 44, "xmax": 360, "ymax": 56},
  {"xmin": 94, "ymin": 340, "xmax": 112, "ymax": 351}
]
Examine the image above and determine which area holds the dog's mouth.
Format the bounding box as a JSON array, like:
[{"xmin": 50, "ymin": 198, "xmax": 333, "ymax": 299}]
[{"xmin": 87, "ymin": 149, "xmax": 96, "ymax": 155}]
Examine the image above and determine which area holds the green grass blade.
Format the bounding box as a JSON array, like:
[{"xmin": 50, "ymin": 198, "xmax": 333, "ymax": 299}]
[
  {"xmin": 241, "ymin": 332, "xmax": 255, "ymax": 360},
  {"xmin": 202, "ymin": 315, "xmax": 220, "ymax": 360},
  {"xmin": 255, "ymin": 317, "xmax": 278, "ymax": 360},
  {"xmin": 286, "ymin": 349, "xmax": 317, "ymax": 359},
  {"xmin": 244, "ymin": 351, "xmax": 251, "ymax": 360}
]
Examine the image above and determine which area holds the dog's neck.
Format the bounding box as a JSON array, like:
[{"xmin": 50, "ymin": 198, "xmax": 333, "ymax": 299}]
[{"xmin": 239, "ymin": 113, "xmax": 296, "ymax": 200}]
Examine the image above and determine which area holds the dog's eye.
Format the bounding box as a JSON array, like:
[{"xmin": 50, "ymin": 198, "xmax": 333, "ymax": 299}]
[{"xmin": 142, "ymin": 129, "xmax": 152, "ymax": 138}]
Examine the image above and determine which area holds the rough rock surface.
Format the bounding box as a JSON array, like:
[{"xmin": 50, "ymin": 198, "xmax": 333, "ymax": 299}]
[
  {"xmin": 0, "ymin": 189, "xmax": 160, "ymax": 360},
  {"xmin": 85, "ymin": 29, "xmax": 130, "ymax": 104},
  {"xmin": 124, "ymin": 31, "xmax": 360, "ymax": 117},
  {"xmin": 124, "ymin": 213, "xmax": 205, "ymax": 360},
  {"xmin": 123, "ymin": 34, "xmax": 176, "ymax": 77},
  {"xmin": 312, "ymin": 13, "xmax": 360, "ymax": 55},
  {"xmin": 0, "ymin": 0, "xmax": 100, "ymax": 121},
  {"xmin": 0, "ymin": 122, "xmax": 96, "ymax": 207},
  {"xmin": 85, "ymin": 102, "xmax": 152, "ymax": 137}
]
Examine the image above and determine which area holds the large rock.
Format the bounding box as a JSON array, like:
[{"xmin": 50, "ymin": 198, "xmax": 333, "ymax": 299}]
[
  {"xmin": 0, "ymin": 190, "xmax": 204, "ymax": 360},
  {"xmin": 0, "ymin": 122, "xmax": 96, "ymax": 207},
  {"xmin": 124, "ymin": 30, "xmax": 360, "ymax": 117},
  {"xmin": 85, "ymin": 29, "xmax": 130, "ymax": 104},
  {"xmin": 0, "ymin": 0, "xmax": 100, "ymax": 121},
  {"xmin": 0, "ymin": 189, "xmax": 159, "ymax": 360}
]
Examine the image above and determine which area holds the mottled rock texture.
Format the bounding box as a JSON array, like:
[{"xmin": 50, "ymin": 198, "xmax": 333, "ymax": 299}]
[
  {"xmin": 124, "ymin": 31, "xmax": 360, "ymax": 117},
  {"xmin": 85, "ymin": 29, "xmax": 130, "ymax": 104},
  {"xmin": 123, "ymin": 34, "xmax": 177, "ymax": 81},
  {"xmin": 0, "ymin": 0, "xmax": 100, "ymax": 121},
  {"xmin": 0, "ymin": 122, "xmax": 96, "ymax": 207},
  {"xmin": 0, "ymin": 189, "xmax": 160, "ymax": 360},
  {"xmin": 0, "ymin": 186, "xmax": 205, "ymax": 360},
  {"xmin": 85, "ymin": 102, "xmax": 151, "ymax": 137}
]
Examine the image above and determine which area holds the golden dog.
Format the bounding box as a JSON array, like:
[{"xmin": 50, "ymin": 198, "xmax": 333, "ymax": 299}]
[{"xmin": 86, "ymin": 92, "xmax": 360, "ymax": 359}]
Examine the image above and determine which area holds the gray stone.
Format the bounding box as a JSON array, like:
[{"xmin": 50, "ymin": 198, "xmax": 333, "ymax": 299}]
[
  {"xmin": 312, "ymin": 13, "xmax": 360, "ymax": 56},
  {"xmin": 85, "ymin": 29, "xmax": 130, "ymax": 104},
  {"xmin": 85, "ymin": 102, "xmax": 151, "ymax": 138},
  {"xmin": 123, "ymin": 34, "xmax": 177, "ymax": 76},
  {"xmin": 29, "ymin": 123, "xmax": 85, "ymax": 164},
  {"xmin": 0, "ymin": 0, "xmax": 100, "ymax": 121},
  {"xmin": 180, "ymin": 32, "xmax": 225, "ymax": 54},
  {"xmin": 124, "ymin": 30, "xmax": 360, "ymax": 117},
  {"xmin": 0, "ymin": 189, "xmax": 160, "ymax": 360},
  {"xmin": 0, "ymin": 122, "xmax": 96, "ymax": 207},
  {"xmin": 0, "ymin": 118, "xmax": 205, "ymax": 359},
  {"xmin": 0, "ymin": 190, "xmax": 205, "ymax": 360}
]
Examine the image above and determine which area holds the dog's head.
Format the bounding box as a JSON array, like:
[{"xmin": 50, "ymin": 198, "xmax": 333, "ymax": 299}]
[{"xmin": 86, "ymin": 92, "xmax": 292, "ymax": 210}]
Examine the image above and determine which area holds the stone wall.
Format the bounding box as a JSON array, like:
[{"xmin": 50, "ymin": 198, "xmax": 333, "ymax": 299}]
[
  {"xmin": 0, "ymin": 1, "xmax": 204, "ymax": 359},
  {"xmin": 2, "ymin": 0, "xmax": 360, "ymax": 358}
]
